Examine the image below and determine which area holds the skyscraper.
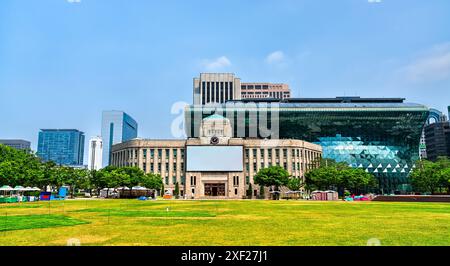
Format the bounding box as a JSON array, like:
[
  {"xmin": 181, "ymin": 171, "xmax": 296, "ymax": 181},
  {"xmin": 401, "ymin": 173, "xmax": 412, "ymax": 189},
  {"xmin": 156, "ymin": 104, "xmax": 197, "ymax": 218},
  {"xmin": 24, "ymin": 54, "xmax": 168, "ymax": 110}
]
[
  {"xmin": 193, "ymin": 73, "xmax": 241, "ymax": 105},
  {"xmin": 424, "ymin": 121, "xmax": 450, "ymax": 161},
  {"xmin": 101, "ymin": 111, "xmax": 138, "ymax": 167},
  {"xmin": 0, "ymin": 139, "xmax": 31, "ymax": 150},
  {"xmin": 88, "ymin": 136, "xmax": 103, "ymax": 170},
  {"xmin": 37, "ymin": 129, "xmax": 85, "ymax": 166}
]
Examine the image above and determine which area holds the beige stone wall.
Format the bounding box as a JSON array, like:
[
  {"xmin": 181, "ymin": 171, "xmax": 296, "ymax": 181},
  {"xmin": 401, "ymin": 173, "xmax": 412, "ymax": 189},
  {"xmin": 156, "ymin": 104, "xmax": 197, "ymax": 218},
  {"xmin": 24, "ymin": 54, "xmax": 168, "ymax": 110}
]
[{"xmin": 111, "ymin": 138, "xmax": 322, "ymax": 199}]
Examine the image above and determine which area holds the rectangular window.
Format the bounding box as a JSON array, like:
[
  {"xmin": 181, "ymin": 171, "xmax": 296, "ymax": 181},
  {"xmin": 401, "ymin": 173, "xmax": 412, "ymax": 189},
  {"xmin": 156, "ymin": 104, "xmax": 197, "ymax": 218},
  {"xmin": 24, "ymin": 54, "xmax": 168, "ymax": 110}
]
[
  {"xmin": 150, "ymin": 163, "xmax": 154, "ymax": 172},
  {"xmin": 235, "ymin": 188, "xmax": 238, "ymax": 195},
  {"xmin": 150, "ymin": 149, "xmax": 154, "ymax": 158},
  {"xmin": 165, "ymin": 149, "xmax": 170, "ymax": 159},
  {"xmin": 191, "ymin": 176, "xmax": 197, "ymax": 186},
  {"xmin": 158, "ymin": 149, "xmax": 162, "ymax": 157},
  {"xmin": 220, "ymin": 82, "xmax": 224, "ymax": 102},
  {"xmin": 207, "ymin": 82, "xmax": 210, "ymax": 103},
  {"xmin": 230, "ymin": 82, "xmax": 233, "ymax": 99},
  {"xmin": 211, "ymin": 82, "xmax": 215, "ymax": 102},
  {"xmin": 172, "ymin": 176, "xmax": 177, "ymax": 184},
  {"xmin": 173, "ymin": 162, "xmax": 177, "ymax": 172},
  {"xmin": 143, "ymin": 149, "xmax": 147, "ymax": 159},
  {"xmin": 215, "ymin": 82, "xmax": 219, "ymax": 102},
  {"xmin": 202, "ymin": 81, "xmax": 206, "ymax": 104},
  {"xmin": 233, "ymin": 176, "xmax": 239, "ymax": 186},
  {"xmin": 143, "ymin": 163, "xmax": 147, "ymax": 173},
  {"xmin": 225, "ymin": 82, "xmax": 229, "ymax": 100},
  {"xmin": 165, "ymin": 176, "xmax": 169, "ymax": 185}
]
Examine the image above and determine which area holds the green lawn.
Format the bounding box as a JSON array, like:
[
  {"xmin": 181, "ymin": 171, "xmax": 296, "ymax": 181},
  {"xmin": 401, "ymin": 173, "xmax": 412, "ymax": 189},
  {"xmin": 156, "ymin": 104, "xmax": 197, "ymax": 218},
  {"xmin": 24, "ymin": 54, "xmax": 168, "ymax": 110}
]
[{"xmin": 0, "ymin": 199, "xmax": 449, "ymax": 246}]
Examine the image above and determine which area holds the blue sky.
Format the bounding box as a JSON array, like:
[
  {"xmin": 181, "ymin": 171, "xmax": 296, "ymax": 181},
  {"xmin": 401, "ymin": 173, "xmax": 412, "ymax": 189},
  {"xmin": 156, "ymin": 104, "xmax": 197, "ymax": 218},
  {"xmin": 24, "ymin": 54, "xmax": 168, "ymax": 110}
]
[{"xmin": 1, "ymin": 0, "xmax": 450, "ymax": 161}]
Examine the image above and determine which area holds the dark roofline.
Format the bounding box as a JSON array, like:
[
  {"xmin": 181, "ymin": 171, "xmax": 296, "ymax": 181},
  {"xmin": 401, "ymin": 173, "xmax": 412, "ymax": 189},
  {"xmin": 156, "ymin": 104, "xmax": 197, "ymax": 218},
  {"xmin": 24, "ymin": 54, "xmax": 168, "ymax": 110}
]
[{"xmin": 230, "ymin": 96, "xmax": 406, "ymax": 104}]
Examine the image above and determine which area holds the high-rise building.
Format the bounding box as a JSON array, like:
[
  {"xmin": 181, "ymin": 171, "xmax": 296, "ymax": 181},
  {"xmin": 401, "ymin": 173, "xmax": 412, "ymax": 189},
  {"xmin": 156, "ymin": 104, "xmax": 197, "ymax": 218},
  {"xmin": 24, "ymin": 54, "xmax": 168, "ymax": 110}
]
[
  {"xmin": 0, "ymin": 139, "xmax": 31, "ymax": 150},
  {"xmin": 420, "ymin": 108, "xmax": 447, "ymax": 160},
  {"xmin": 241, "ymin": 83, "xmax": 291, "ymax": 99},
  {"xmin": 424, "ymin": 121, "xmax": 450, "ymax": 161},
  {"xmin": 185, "ymin": 96, "xmax": 429, "ymax": 193},
  {"xmin": 88, "ymin": 136, "xmax": 103, "ymax": 170},
  {"xmin": 101, "ymin": 111, "xmax": 138, "ymax": 167},
  {"xmin": 37, "ymin": 129, "xmax": 85, "ymax": 166},
  {"xmin": 193, "ymin": 73, "xmax": 241, "ymax": 105}
]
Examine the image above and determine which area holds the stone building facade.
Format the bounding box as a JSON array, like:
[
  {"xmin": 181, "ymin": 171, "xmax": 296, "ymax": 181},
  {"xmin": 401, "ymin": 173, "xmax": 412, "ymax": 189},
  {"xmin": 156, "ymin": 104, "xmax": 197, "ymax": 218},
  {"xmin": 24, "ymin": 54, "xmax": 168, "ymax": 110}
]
[{"xmin": 111, "ymin": 115, "xmax": 322, "ymax": 199}]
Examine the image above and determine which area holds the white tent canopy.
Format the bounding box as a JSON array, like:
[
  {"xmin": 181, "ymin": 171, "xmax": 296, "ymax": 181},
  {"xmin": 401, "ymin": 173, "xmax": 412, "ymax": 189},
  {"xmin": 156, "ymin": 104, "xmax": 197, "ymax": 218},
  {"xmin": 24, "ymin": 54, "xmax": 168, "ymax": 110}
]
[
  {"xmin": 131, "ymin": 186, "xmax": 148, "ymax": 191},
  {"xmin": 0, "ymin": 185, "xmax": 14, "ymax": 191}
]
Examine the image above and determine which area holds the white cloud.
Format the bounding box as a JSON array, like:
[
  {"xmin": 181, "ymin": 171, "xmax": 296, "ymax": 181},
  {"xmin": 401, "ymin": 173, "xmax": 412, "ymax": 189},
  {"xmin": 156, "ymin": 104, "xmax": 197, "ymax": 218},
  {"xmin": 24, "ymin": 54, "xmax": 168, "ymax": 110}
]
[
  {"xmin": 400, "ymin": 43, "xmax": 450, "ymax": 83},
  {"xmin": 368, "ymin": 0, "xmax": 382, "ymax": 3},
  {"xmin": 266, "ymin": 51, "xmax": 285, "ymax": 64},
  {"xmin": 201, "ymin": 56, "xmax": 231, "ymax": 71}
]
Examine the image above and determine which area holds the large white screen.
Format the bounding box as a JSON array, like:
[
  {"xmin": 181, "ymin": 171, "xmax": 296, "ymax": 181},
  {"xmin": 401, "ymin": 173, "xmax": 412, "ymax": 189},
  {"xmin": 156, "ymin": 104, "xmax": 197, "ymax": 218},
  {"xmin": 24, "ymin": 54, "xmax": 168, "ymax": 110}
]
[{"xmin": 186, "ymin": 146, "xmax": 243, "ymax": 172}]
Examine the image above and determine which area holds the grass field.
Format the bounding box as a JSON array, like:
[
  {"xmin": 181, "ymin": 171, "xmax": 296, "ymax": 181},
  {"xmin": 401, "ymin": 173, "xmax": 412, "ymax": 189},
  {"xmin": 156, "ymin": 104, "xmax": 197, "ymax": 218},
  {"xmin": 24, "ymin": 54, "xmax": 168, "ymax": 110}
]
[{"xmin": 0, "ymin": 199, "xmax": 449, "ymax": 246}]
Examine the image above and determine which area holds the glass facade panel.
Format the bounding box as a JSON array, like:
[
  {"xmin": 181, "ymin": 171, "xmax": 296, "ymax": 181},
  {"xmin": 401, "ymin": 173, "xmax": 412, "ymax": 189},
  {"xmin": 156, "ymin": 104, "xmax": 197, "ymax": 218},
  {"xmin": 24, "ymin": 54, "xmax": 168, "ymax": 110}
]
[
  {"xmin": 186, "ymin": 101, "xmax": 429, "ymax": 192},
  {"xmin": 37, "ymin": 129, "xmax": 85, "ymax": 166}
]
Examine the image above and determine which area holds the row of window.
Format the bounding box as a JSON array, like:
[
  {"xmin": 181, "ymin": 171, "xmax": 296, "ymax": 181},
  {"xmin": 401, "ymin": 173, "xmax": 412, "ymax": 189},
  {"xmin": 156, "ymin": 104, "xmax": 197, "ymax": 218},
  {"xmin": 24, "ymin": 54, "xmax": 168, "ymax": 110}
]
[
  {"xmin": 112, "ymin": 148, "xmax": 185, "ymax": 166},
  {"xmin": 164, "ymin": 176, "xmax": 186, "ymax": 186},
  {"xmin": 245, "ymin": 148, "xmax": 319, "ymax": 161},
  {"xmin": 201, "ymin": 81, "xmax": 234, "ymax": 104},
  {"xmin": 246, "ymin": 161, "xmax": 308, "ymax": 175}
]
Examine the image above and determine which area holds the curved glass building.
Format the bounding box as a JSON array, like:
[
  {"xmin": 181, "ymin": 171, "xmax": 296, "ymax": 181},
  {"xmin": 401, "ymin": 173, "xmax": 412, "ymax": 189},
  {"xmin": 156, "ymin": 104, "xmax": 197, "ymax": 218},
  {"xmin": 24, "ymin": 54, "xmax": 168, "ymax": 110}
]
[{"xmin": 185, "ymin": 97, "xmax": 429, "ymax": 193}]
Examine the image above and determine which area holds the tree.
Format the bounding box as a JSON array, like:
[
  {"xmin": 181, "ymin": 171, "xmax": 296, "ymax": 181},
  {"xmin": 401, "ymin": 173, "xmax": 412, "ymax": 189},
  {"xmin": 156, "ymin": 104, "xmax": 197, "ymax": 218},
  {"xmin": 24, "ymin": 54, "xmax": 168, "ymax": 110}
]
[
  {"xmin": 141, "ymin": 173, "xmax": 163, "ymax": 189},
  {"xmin": 411, "ymin": 160, "xmax": 443, "ymax": 194},
  {"xmin": 0, "ymin": 144, "xmax": 46, "ymax": 188},
  {"xmin": 247, "ymin": 183, "xmax": 253, "ymax": 199},
  {"xmin": 436, "ymin": 157, "xmax": 450, "ymax": 192},
  {"xmin": 259, "ymin": 185, "xmax": 265, "ymax": 199},
  {"xmin": 439, "ymin": 168, "xmax": 450, "ymax": 193},
  {"xmin": 305, "ymin": 159, "xmax": 376, "ymax": 195},
  {"xmin": 287, "ymin": 178, "xmax": 303, "ymax": 191},
  {"xmin": 174, "ymin": 182, "xmax": 180, "ymax": 199},
  {"xmin": 254, "ymin": 166, "xmax": 290, "ymax": 200}
]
